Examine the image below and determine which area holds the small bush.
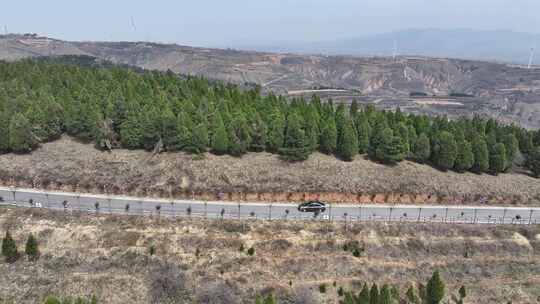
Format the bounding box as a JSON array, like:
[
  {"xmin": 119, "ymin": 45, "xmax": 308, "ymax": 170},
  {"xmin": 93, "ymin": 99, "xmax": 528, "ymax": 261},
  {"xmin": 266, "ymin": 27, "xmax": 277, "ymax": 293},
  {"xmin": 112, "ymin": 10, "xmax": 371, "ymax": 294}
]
[
  {"xmin": 149, "ymin": 245, "xmax": 156, "ymax": 256},
  {"xmin": 247, "ymin": 247, "xmax": 255, "ymax": 256},
  {"xmin": 319, "ymin": 283, "xmax": 327, "ymax": 294},
  {"xmin": 239, "ymin": 244, "xmax": 245, "ymax": 252},
  {"xmin": 352, "ymin": 248, "xmax": 361, "ymax": 257},
  {"xmin": 43, "ymin": 296, "xmax": 61, "ymax": 304},
  {"xmin": 337, "ymin": 286, "xmax": 344, "ymax": 297}
]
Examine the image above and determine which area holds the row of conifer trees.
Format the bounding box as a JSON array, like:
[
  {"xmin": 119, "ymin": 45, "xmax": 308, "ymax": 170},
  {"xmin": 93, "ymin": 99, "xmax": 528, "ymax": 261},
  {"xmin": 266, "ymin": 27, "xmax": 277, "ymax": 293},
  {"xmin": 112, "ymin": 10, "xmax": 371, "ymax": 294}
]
[{"xmin": 0, "ymin": 58, "xmax": 539, "ymax": 175}]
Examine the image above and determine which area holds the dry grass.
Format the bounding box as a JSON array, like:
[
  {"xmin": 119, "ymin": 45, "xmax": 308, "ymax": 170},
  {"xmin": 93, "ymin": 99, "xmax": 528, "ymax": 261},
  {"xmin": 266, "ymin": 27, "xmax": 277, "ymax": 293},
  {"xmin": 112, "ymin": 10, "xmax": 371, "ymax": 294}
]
[
  {"xmin": 0, "ymin": 207, "xmax": 539, "ymax": 303},
  {"xmin": 0, "ymin": 136, "xmax": 539, "ymax": 206}
]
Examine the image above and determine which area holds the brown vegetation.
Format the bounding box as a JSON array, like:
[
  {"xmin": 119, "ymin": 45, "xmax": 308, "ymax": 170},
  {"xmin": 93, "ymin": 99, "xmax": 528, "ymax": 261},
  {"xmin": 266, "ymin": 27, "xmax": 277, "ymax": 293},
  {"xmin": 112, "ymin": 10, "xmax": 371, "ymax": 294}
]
[
  {"xmin": 0, "ymin": 137, "xmax": 539, "ymax": 206},
  {"xmin": 0, "ymin": 207, "xmax": 539, "ymax": 303}
]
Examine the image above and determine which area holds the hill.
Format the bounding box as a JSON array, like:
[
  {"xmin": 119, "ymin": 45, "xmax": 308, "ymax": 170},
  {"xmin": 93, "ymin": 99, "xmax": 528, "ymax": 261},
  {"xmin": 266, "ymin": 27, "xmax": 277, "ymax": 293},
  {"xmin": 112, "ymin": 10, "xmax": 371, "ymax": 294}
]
[
  {"xmin": 246, "ymin": 29, "xmax": 540, "ymax": 65},
  {"xmin": 1, "ymin": 136, "xmax": 539, "ymax": 206},
  {"xmin": 1, "ymin": 34, "xmax": 540, "ymax": 129},
  {"xmin": 1, "ymin": 207, "xmax": 539, "ymax": 304}
]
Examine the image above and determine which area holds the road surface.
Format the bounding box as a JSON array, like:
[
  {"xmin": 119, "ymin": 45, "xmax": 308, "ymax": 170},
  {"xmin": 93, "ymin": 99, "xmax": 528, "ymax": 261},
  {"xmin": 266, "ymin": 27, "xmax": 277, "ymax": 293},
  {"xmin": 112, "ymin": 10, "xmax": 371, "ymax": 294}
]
[{"xmin": 0, "ymin": 186, "xmax": 539, "ymax": 225}]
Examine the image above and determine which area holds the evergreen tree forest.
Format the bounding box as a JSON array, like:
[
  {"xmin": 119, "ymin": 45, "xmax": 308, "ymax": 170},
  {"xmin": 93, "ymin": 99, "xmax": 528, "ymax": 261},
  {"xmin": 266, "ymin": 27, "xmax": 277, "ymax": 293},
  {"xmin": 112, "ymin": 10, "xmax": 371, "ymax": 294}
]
[{"xmin": 0, "ymin": 58, "xmax": 539, "ymax": 176}]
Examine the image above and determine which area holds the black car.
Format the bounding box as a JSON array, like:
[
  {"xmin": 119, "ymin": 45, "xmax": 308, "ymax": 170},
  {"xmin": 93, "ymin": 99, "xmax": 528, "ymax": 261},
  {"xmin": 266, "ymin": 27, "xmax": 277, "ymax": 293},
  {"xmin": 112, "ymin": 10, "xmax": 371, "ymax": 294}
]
[{"xmin": 298, "ymin": 201, "xmax": 326, "ymax": 213}]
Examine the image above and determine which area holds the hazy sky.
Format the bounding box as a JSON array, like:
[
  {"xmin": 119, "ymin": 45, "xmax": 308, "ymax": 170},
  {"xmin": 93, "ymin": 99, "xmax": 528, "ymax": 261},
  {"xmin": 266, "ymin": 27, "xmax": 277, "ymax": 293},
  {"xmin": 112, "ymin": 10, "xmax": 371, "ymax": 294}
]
[{"xmin": 1, "ymin": 0, "xmax": 539, "ymax": 47}]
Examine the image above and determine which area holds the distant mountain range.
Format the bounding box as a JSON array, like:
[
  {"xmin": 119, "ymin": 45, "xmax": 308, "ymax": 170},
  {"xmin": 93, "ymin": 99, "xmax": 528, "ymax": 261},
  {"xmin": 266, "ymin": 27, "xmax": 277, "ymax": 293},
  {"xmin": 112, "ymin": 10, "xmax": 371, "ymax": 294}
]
[{"xmin": 239, "ymin": 29, "xmax": 539, "ymax": 65}]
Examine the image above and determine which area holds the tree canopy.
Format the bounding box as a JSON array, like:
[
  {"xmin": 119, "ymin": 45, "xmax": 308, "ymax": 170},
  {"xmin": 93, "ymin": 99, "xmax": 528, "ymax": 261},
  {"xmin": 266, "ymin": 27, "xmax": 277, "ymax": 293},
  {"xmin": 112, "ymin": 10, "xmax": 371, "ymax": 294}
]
[{"xmin": 0, "ymin": 58, "xmax": 538, "ymax": 176}]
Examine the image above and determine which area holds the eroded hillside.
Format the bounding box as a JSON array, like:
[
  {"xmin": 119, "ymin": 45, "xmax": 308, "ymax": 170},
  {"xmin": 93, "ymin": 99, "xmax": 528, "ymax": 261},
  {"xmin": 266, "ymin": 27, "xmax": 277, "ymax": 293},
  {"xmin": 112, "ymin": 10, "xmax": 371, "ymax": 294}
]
[{"xmin": 1, "ymin": 34, "xmax": 540, "ymax": 128}]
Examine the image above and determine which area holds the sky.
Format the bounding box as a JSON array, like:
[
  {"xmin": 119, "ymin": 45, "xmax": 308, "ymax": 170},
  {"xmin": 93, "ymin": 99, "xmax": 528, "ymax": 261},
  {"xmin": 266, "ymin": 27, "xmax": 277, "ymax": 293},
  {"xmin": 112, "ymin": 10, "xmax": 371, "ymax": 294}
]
[{"xmin": 1, "ymin": 0, "xmax": 539, "ymax": 47}]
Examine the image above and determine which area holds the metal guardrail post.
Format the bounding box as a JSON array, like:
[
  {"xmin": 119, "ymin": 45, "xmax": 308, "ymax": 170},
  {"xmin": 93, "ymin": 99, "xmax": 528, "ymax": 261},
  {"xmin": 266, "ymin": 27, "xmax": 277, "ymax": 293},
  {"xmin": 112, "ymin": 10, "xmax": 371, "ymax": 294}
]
[
  {"xmin": 417, "ymin": 208, "xmax": 422, "ymax": 222},
  {"xmin": 268, "ymin": 204, "xmax": 272, "ymax": 220},
  {"xmin": 502, "ymin": 208, "xmax": 507, "ymax": 224},
  {"xmin": 237, "ymin": 203, "xmax": 241, "ymax": 219},
  {"xmin": 529, "ymin": 209, "xmax": 534, "ymax": 225},
  {"xmin": 358, "ymin": 206, "xmax": 362, "ymax": 222},
  {"xmin": 444, "ymin": 208, "xmax": 449, "ymax": 223},
  {"xmin": 204, "ymin": 202, "xmax": 208, "ymax": 218},
  {"xmin": 473, "ymin": 209, "xmax": 478, "ymax": 224},
  {"xmin": 328, "ymin": 203, "xmax": 332, "ymax": 221},
  {"xmin": 108, "ymin": 198, "xmax": 112, "ymax": 214}
]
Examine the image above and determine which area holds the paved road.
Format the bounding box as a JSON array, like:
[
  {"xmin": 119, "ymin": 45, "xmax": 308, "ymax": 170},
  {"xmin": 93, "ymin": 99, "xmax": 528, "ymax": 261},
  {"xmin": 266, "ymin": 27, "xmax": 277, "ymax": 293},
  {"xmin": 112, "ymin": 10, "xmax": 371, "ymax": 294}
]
[{"xmin": 0, "ymin": 186, "xmax": 539, "ymax": 225}]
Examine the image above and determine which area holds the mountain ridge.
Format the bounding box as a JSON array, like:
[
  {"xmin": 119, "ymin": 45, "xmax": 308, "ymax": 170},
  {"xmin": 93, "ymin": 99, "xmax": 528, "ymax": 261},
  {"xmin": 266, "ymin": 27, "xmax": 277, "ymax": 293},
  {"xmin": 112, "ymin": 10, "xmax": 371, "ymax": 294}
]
[{"xmin": 1, "ymin": 33, "xmax": 540, "ymax": 129}]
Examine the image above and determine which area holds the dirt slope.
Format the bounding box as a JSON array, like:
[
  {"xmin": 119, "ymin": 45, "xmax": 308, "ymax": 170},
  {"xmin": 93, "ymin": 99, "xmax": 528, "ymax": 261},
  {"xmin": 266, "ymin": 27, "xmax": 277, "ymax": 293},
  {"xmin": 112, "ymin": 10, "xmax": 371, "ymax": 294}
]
[
  {"xmin": 0, "ymin": 207, "xmax": 539, "ymax": 304},
  {"xmin": 0, "ymin": 137, "xmax": 539, "ymax": 206}
]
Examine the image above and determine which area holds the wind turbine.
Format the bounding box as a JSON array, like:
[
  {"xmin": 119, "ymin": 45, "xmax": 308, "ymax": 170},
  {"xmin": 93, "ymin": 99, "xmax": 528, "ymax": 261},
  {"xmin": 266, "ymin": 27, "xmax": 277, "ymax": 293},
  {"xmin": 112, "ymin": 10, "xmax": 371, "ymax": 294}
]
[
  {"xmin": 527, "ymin": 43, "xmax": 536, "ymax": 69},
  {"xmin": 130, "ymin": 16, "xmax": 137, "ymax": 32},
  {"xmin": 392, "ymin": 39, "xmax": 398, "ymax": 61}
]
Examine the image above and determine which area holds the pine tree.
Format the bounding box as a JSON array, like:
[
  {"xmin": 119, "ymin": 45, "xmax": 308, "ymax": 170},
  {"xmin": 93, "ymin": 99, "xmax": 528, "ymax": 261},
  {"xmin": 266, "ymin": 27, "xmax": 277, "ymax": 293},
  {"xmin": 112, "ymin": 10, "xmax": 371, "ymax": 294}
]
[
  {"xmin": 379, "ymin": 284, "xmax": 393, "ymax": 304},
  {"xmin": 528, "ymin": 147, "xmax": 540, "ymax": 177},
  {"xmin": 426, "ymin": 270, "xmax": 445, "ymax": 304},
  {"xmin": 533, "ymin": 130, "xmax": 540, "ymax": 146},
  {"xmin": 454, "ymin": 140, "xmax": 474, "ymax": 172},
  {"xmin": 8, "ymin": 113, "xmax": 38, "ymax": 153},
  {"xmin": 319, "ymin": 115, "xmax": 337, "ymax": 154},
  {"xmin": 174, "ymin": 111, "xmax": 194, "ymax": 152},
  {"xmin": 160, "ymin": 107, "xmax": 179, "ymax": 150},
  {"xmin": 228, "ymin": 115, "xmax": 251, "ymax": 156},
  {"xmin": 1, "ymin": 231, "xmax": 19, "ymax": 263},
  {"xmin": 413, "ymin": 133, "xmax": 431, "ymax": 163},
  {"xmin": 490, "ymin": 143, "xmax": 507, "ymax": 175},
  {"xmin": 472, "ymin": 137, "xmax": 489, "ymax": 173},
  {"xmin": 369, "ymin": 284, "xmax": 379, "ymax": 304},
  {"xmin": 44, "ymin": 296, "xmax": 62, "ymax": 304},
  {"xmin": 0, "ymin": 110, "xmax": 11, "ymax": 152},
  {"xmin": 267, "ymin": 111, "xmax": 285, "ymax": 153},
  {"xmin": 338, "ymin": 117, "xmax": 358, "ymax": 161},
  {"xmin": 119, "ymin": 113, "xmax": 144, "ymax": 149},
  {"xmin": 396, "ymin": 122, "xmax": 411, "ymax": 155},
  {"xmin": 335, "ymin": 104, "xmax": 347, "ymax": 141},
  {"xmin": 140, "ymin": 109, "xmax": 161, "ymax": 151},
  {"xmin": 356, "ymin": 117, "xmax": 371, "ymax": 154},
  {"xmin": 458, "ymin": 285, "xmax": 467, "ymax": 300},
  {"xmin": 350, "ymin": 99, "xmax": 359, "ymax": 116},
  {"xmin": 25, "ymin": 233, "xmax": 40, "ymax": 261},
  {"xmin": 280, "ymin": 113, "xmax": 310, "ymax": 161},
  {"xmin": 502, "ymin": 133, "xmax": 519, "ymax": 168},
  {"xmin": 375, "ymin": 128, "xmax": 405, "ymax": 164},
  {"xmin": 211, "ymin": 112, "xmax": 229, "ymax": 154},
  {"xmin": 368, "ymin": 119, "xmax": 389, "ymax": 158},
  {"xmin": 191, "ymin": 122, "xmax": 209, "ymax": 154},
  {"xmin": 434, "ymin": 131, "xmax": 457, "ymax": 171},
  {"xmin": 358, "ymin": 283, "xmax": 371, "ymax": 304},
  {"xmin": 406, "ymin": 286, "xmax": 420, "ymax": 304},
  {"xmin": 249, "ymin": 114, "xmax": 268, "ymax": 152}
]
